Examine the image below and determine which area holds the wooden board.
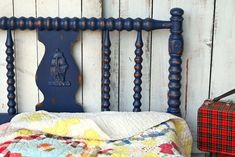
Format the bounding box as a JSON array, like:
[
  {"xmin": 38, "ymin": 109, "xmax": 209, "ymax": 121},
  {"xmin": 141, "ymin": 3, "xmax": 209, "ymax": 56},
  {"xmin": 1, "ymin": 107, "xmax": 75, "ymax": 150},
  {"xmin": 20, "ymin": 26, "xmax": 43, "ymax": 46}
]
[
  {"xmin": 150, "ymin": 1, "xmax": 172, "ymax": 112},
  {"xmin": 0, "ymin": 0, "xmax": 13, "ymax": 113},
  {"xmin": 103, "ymin": 0, "xmax": 120, "ymax": 111},
  {"xmin": 82, "ymin": 0, "xmax": 102, "ymax": 112},
  {"xmin": 119, "ymin": 0, "xmax": 152, "ymax": 111},
  {"xmin": 210, "ymin": 0, "xmax": 235, "ymax": 100},
  {"xmin": 150, "ymin": 0, "xmax": 214, "ymax": 153},
  {"xmin": 36, "ymin": 0, "xmax": 59, "ymax": 104},
  {"xmin": 59, "ymin": 0, "xmax": 83, "ymax": 106},
  {"xmin": 0, "ymin": 0, "xmax": 218, "ymax": 154},
  {"xmin": 14, "ymin": 0, "xmax": 38, "ymax": 112}
]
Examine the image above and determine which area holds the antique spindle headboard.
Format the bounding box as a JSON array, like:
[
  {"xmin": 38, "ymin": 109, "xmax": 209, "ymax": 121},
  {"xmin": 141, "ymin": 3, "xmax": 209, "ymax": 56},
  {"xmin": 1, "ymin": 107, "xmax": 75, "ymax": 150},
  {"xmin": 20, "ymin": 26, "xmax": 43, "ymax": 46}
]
[{"xmin": 0, "ymin": 8, "xmax": 184, "ymax": 124}]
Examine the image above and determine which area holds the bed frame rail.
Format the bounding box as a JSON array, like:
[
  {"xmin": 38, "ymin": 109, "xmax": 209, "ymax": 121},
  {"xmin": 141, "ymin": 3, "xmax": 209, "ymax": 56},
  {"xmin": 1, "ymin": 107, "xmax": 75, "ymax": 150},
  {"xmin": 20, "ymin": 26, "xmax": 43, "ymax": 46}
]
[{"xmin": 0, "ymin": 8, "xmax": 184, "ymax": 124}]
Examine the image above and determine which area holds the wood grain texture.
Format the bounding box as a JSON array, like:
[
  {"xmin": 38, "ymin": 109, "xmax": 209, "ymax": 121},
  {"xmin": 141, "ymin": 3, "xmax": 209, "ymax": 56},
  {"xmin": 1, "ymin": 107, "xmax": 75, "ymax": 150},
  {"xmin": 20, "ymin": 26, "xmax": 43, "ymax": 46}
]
[
  {"xmin": 119, "ymin": 0, "xmax": 152, "ymax": 111},
  {"xmin": 36, "ymin": 0, "xmax": 59, "ymax": 104},
  {"xmin": 14, "ymin": 0, "xmax": 38, "ymax": 112},
  {"xmin": 151, "ymin": 0, "xmax": 214, "ymax": 152},
  {"xmin": 103, "ymin": 0, "xmax": 120, "ymax": 111},
  {"xmin": 82, "ymin": 0, "xmax": 102, "ymax": 112},
  {"xmin": 0, "ymin": 0, "xmax": 13, "ymax": 113},
  {"xmin": 59, "ymin": 0, "xmax": 83, "ymax": 106},
  {"xmin": 210, "ymin": 0, "xmax": 235, "ymax": 100}
]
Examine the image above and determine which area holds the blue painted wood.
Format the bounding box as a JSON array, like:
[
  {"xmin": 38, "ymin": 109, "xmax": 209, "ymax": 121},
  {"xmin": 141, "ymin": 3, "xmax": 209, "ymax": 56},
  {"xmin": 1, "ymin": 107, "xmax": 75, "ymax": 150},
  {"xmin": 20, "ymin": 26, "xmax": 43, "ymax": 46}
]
[
  {"xmin": 167, "ymin": 8, "xmax": 184, "ymax": 117},
  {"xmin": 0, "ymin": 8, "xmax": 184, "ymax": 119},
  {"xmin": 0, "ymin": 17, "xmax": 171, "ymax": 31},
  {"xmin": 102, "ymin": 30, "xmax": 111, "ymax": 111},
  {"xmin": 0, "ymin": 113, "xmax": 15, "ymax": 124},
  {"xmin": 36, "ymin": 31, "xmax": 83, "ymax": 112},
  {"xmin": 133, "ymin": 31, "xmax": 143, "ymax": 112},
  {"xmin": 5, "ymin": 29, "xmax": 17, "ymax": 115}
]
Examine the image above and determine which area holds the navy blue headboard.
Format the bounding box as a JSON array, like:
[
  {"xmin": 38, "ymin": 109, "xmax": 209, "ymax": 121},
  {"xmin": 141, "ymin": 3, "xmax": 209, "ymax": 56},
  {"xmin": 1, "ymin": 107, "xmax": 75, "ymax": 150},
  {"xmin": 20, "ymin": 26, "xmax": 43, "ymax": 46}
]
[{"xmin": 0, "ymin": 8, "xmax": 184, "ymax": 124}]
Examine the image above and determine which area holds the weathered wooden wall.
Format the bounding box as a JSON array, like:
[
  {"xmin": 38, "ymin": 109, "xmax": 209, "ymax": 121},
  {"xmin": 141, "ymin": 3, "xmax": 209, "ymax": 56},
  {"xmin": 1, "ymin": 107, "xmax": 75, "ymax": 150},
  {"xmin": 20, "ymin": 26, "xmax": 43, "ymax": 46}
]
[
  {"xmin": 104, "ymin": 0, "xmax": 215, "ymax": 154},
  {"xmin": 0, "ymin": 0, "xmax": 102, "ymax": 112},
  {"xmin": 0, "ymin": 0, "xmax": 234, "ymax": 155}
]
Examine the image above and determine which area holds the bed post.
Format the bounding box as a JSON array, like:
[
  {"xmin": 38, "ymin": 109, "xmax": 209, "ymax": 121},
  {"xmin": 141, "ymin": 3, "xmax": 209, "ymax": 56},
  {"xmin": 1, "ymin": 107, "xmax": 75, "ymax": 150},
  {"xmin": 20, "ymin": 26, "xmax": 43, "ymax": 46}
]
[
  {"xmin": 167, "ymin": 8, "xmax": 184, "ymax": 117},
  {"xmin": 5, "ymin": 29, "xmax": 17, "ymax": 115}
]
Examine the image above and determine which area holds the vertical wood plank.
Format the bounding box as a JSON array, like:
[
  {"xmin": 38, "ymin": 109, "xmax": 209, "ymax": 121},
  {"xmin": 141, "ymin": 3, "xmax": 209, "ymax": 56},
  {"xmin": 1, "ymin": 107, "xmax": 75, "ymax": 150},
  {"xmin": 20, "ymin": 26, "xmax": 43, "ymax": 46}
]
[
  {"xmin": 103, "ymin": 0, "xmax": 120, "ymax": 111},
  {"xmin": 59, "ymin": 0, "xmax": 82, "ymax": 106},
  {"xmin": 119, "ymin": 0, "xmax": 152, "ymax": 111},
  {"xmin": 36, "ymin": 0, "xmax": 59, "ymax": 103},
  {"xmin": 82, "ymin": 0, "xmax": 102, "ymax": 112},
  {"xmin": 14, "ymin": 0, "xmax": 38, "ymax": 112},
  {"xmin": 151, "ymin": 0, "xmax": 214, "ymax": 153},
  {"xmin": 0, "ymin": 0, "xmax": 13, "ymax": 113},
  {"xmin": 210, "ymin": 0, "xmax": 235, "ymax": 100}
]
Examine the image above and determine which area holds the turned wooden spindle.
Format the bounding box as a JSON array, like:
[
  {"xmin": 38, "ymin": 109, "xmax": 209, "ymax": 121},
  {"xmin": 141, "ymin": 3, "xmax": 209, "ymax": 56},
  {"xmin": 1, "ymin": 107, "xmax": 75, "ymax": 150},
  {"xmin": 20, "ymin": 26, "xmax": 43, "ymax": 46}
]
[
  {"xmin": 133, "ymin": 31, "xmax": 143, "ymax": 112},
  {"xmin": 5, "ymin": 29, "xmax": 16, "ymax": 115},
  {"xmin": 102, "ymin": 30, "xmax": 111, "ymax": 111}
]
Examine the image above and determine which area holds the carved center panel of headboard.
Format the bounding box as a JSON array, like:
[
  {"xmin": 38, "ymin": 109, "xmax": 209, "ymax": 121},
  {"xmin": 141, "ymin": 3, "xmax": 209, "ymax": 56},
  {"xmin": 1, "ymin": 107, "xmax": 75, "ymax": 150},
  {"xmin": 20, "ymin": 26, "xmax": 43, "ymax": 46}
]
[
  {"xmin": 49, "ymin": 48, "xmax": 70, "ymax": 87},
  {"xmin": 36, "ymin": 30, "xmax": 83, "ymax": 112}
]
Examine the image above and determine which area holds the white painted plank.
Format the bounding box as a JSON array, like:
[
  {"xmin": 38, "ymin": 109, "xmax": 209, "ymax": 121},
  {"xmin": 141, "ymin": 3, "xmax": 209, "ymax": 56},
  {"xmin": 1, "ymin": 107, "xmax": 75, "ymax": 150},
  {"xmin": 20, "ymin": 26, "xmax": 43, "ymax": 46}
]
[
  {"xmin": 210, "ymin": 0, "xmax": 235, "ymax": 99},
  {"xmin": 150, "ymin": 3, "xmax": 169, "ymax": 112},
  {"xmin": 13, "ymin": 0, "xmax": 38, "ymax": 112},
  {"xmin": 119, "ymin": 0, "xmax": 152, "ymax": 111},
  {"xmin": 82, "ymin": 0, "xmax": 102, "ymax": 112},
  {"xmin": 0, "ymin": 0, "xmax": 13, "ymax": 113},
  {"xmin": 36, "ymin": 0, "xmax": 59, "ymax": 103},
  {"xmin": 151, "ymin": 0, "xmax": 214, "ymax": 153},
  {"xmin": 36, "ymin": 0, "xmax": 59, "ymax": 17},
  {"xmin": 59, "ymin": 0, "xmax": 83, "ymax": 106},
  {"xmin": 103, "ymin": 0, "xmax": 120, "ymax": 111},
  {"xmin": 59, "ymin": 0, "xmax": 81, "ymax": 18}
]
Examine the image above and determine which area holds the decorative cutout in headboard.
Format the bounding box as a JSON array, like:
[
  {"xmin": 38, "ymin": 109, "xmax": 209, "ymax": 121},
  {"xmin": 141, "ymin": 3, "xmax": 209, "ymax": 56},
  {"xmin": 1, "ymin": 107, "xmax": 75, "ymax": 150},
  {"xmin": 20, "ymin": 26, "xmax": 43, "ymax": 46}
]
[{"xmin": 36, "ymin": 30, "xmax": 83, "ymax": 112}]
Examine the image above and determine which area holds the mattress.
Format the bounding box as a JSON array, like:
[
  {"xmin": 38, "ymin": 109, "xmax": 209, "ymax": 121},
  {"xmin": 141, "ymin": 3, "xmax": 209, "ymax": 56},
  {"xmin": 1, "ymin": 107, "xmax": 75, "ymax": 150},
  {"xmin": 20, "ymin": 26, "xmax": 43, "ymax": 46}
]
[{"xmin": 0, "ymin": 111, "xmax": 192, "ymax": 157}]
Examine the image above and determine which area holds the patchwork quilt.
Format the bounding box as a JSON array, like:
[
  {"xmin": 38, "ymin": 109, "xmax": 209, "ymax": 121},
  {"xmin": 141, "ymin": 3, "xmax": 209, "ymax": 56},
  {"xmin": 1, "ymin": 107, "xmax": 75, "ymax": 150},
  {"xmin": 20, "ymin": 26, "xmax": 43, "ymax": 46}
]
[{"xmin": 0, "ymin": 111, "xmax": 192, "ymax": 157}]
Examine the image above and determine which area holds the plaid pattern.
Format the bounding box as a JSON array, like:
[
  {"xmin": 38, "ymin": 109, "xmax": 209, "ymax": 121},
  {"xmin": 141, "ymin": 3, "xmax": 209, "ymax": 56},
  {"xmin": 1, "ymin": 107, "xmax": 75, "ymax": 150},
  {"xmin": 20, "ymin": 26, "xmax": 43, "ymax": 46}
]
[
  {"xmin": 216, "ymin": 153, "xmax": 235, "ymax": 157},
  {"xmin": 198, "ymin": 100, "xmax": 235, "ymax": 156}
]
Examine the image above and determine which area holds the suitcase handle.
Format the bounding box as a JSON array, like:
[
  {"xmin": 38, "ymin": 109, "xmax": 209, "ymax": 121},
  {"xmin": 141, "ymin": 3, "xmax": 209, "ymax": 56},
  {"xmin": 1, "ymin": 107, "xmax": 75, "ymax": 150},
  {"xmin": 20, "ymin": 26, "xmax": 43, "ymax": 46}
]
[{"xmin": 213, "ymin": 89, "xmax": 235, "ymax": 102}]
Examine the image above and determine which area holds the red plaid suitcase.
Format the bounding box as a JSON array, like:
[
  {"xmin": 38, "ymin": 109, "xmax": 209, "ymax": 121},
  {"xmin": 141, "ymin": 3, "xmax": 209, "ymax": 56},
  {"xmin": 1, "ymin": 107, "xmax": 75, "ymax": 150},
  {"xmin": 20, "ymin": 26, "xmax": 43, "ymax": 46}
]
[{"xmin": 198, "ymin": 89, "xmax": 235, "ymax": 156}]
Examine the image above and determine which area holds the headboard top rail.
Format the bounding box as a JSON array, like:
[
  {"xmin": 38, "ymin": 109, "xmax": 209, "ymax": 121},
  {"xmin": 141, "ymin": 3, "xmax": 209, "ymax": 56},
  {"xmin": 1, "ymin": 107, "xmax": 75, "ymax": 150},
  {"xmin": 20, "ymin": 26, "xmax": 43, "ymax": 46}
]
[
  {"xmin": 0, "ymin": 8, "xmax": 183, "ymax": 31},
  {"xmin": 0, "ymin": 17, "xmax": 171, "ymax": 31}
]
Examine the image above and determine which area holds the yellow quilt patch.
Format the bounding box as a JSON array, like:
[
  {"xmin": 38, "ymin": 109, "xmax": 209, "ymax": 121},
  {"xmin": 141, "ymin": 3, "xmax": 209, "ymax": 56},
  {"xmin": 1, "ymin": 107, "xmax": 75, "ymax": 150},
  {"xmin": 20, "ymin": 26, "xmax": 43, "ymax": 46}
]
[
  {"xmin": 11, "ymin": 111, "xmax": 110, "ymax": 140},
  {"xmin": 142, "ymin": 139, "xmax": 158, "ymax": 147},
  {"xmin": 44, "ymin": 118, "xmax": 80, "ymax": 136},
  {"xmin": 19, "ymin": 112, "xmax": 50, "ymax": 122},
  {"xmin": 17, "ymin": 129, "xmax": 33, "ymax": 136},
  {"xmin": 142, "ymin": 152, "xmax": 159, "ymax": 157}
]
